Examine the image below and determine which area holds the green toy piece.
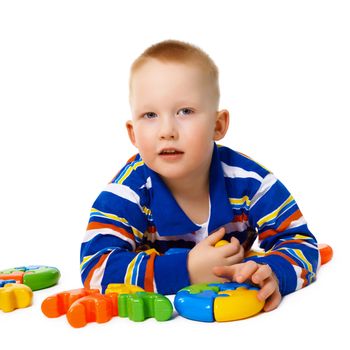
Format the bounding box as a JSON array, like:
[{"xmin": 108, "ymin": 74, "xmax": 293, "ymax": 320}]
[
  {"xmin": 118, "ymin": 291, "xmax": 173, "ymax": 322},
  {"xmin": 0, "ymin": 265, "xmax": 60, "ymax": 291}
]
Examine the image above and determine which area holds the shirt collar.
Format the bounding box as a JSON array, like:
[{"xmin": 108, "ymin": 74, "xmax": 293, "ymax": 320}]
[{"xmin": 144, "ymin": 143, "xmax": 233, "ymax": 236}]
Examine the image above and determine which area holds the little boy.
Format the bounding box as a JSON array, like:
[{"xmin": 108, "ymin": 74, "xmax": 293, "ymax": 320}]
[{"xmin": 80, "ymin": 40, "xmax": 319, "ymax": 312}]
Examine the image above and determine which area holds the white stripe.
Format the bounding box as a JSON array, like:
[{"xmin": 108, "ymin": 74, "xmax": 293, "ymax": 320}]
[
  {"xmin": 105, "ymin": 183, "xmax": 143, "ymax": 210},
  {"xmin": 293, "ymin": 265, "xmax": 304, "ymax": 290},
  {"xmin": 250, "ymin": 173, "xmax": 277, "ymax": 209},
  {"xmin": 140, "ymin": 177, "xmax": 152, "ymax": 190},
  {"xmin": 224, "ymin": 221, "xmax": 249, "ymax": 233},
  {"xmin": 89, "ymin": 253, "xmax": 111, "ymax": 292},
  {"xmin": 83, "ymin": 228, "xmax": 136, "ymax": 250},
  {"xmin": 221, "ymin": 161, "xmax": 263, "ymax": 182},
  {"xmin": 288, "ymin": 216, "xmax": 307, "ymax": 230}
]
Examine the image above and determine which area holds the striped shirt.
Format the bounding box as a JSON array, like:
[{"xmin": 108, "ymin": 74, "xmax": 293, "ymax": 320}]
[{"xmin": 80, "ymin": 143, "xmax": 319, "ymax": 295}]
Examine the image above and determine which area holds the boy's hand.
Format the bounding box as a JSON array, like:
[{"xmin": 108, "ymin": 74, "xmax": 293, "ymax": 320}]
[
  {"xmin": 212, "ymin": 261, "xmax": 282, "ymax": 312},
  {"xmin": 187, "ymin": 227, "xmax": 244, "ymax": 284}
]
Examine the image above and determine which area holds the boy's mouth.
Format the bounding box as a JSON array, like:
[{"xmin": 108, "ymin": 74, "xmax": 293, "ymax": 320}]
[
  {"xmin": 158, "ymin": 148, "xmax": 184, "ymax": 156},
  {"xmin": 158, "ymin": 148, "xmax": 184, "ymax": 159}
]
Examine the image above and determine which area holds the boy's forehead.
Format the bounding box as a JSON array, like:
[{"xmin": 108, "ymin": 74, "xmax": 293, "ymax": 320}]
[{"xmin": 130, "ymin": 59, "xmax": 211, "ymax": 105}]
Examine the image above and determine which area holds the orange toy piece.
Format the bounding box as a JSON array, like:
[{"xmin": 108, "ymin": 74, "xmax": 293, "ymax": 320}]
[
  {"xmin": 318, "ymin": 243, "xmax": 333, "ymax": 265},
  {"xmin": 41, "ymin": 288, "xmax": 100, "ymax": 318},
  {"xmin": 0, "ymin": 271, "xmax": 24, "ymax": 283},
  {"xmin": 67, "ymin": 293, "xmax": 119, "ymax": 328}
]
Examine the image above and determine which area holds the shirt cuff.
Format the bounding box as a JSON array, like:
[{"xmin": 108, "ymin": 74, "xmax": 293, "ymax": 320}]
[
  {"xmin": 244, "ymin": 254, "xmax": 297, "ymax": 296},
  {"xmin": 154, "ymin": 251, "xmax": 191, "ymax": 295}
]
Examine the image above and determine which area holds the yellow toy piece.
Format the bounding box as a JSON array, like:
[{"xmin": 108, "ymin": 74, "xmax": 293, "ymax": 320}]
[
  {"xmin": 105, "ymin": 283, "xmax": 144, "ymax": 295},
  {"xmin": 214, "ymin": 240, "xmax": 229, "ymax": 248},
  {"xmin": 214, "ymin": 287, "xmax": 265, "ymax": 321},
  {"xmin": 0, "ymin": 283, "xmax": 33, "ymax": 312}
]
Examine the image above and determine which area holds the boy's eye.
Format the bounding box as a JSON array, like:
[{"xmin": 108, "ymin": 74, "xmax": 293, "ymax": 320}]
[
  {"xmin": 177, "ymin": 108, "xmax": 193, "ymax": 116},
  {"xmin": 143, "ymin": 112, "xmax": 157, "ymax": 119}
]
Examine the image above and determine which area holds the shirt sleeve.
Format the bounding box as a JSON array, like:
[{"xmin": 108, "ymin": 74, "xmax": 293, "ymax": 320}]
[
  {"xmin": 244, "ymin": 173, "xmax": 320, "ymax": 296},
  {"xmin": 80, "ymin": 182, "xmax": 190, "ymax": 295}
]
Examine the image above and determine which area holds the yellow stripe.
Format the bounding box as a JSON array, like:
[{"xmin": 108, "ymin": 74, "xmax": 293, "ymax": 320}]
[
  {"xmin": 294, "ymin": 249, "xmax": 312, "ymax": 271},
  {"xmin": 142, "ymin": 206, "xmax": 151, "ymax": 216},
  {"xmin": 131, "ymin": 226, "xmax": 144, "ymax": 241},
  {"xmin": 229, "ymin": 196, "xmax": 251, "ymax": 207},
  {"xmin": 257, "ymin": 195, "xmax": 294, "ymax": 227},
  {"xmin": 125, "ymin": 258, "xmax": 136, "ymax": 284},
  {"xmin": 91, "ymin": 208, "xmax": 144, "ymax": 240},
  {"xmin": 91, "ymin": 208, "xmax": 129, "ymax": 224},
  {"xmin": 117, "ymin": 161, "xmax": 144, "ymax": 184},
  {"xmin": 294, "ymin": 234, "xmax": 314, "ymax": 240},
  {"xmin": 80, "ymin": 255, "xmax": 92, "ymax": 270}
]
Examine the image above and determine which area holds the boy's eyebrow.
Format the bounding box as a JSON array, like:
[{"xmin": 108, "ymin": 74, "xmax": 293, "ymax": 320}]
[{"xmin": 134, "ymin": 100, "xmax": 199, "ymax": 112}]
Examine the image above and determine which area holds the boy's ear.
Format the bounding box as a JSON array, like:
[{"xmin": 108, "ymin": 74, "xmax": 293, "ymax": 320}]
[
  {"xmin": 126, "ymin": 120, "xmax": 137, "ymax": 147},
  {"xmin": 213, "ymin": 109, "xmax": 230, "ymax": 141}
]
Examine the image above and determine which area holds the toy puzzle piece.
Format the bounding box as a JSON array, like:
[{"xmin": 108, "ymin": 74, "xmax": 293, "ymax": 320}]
[
  {"xmin": 118, "ymin": 291, "xmax": 173, "ymax": 322},
  {"xmin": 42, "ymin": 284, "xmax": 173, "ymax": 327},
  {"xmin": 0, "ymin": 283, "xmax": 33, "ymax": 312},
  {"xmin": 67, "ymin": 293, "xmax": 119, "ymax": 328},
  {"xmin": 0, "ymin": 265, "xmax": 60, "ymax": 291},
  {"xmin": 105, "ymin": 283, "xmax": 144, "ymax": 294},
  {"xmin": 174, "ymin": 282, "xmax": 264, "ymax": 322},
  {"xmin": 41, "ymin": 288, "xmax": 100, "ymax": 318}
]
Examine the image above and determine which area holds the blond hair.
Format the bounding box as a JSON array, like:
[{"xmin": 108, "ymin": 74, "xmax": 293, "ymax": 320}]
[{"xmin": 129, "ymin": 39, "xmax": 220, "ymax": 108}]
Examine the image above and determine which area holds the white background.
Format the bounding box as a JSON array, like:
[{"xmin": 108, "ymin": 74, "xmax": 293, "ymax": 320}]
[{"xmin": 1, "ymin": 0, "xmax": 349, "ymax": 349}]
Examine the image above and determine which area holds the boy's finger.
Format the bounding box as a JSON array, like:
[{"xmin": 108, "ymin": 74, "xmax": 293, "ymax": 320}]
[
  {"xmin": 225, "ymin": 245, "xmax": 244, "ymax": 261},
  {"xmin": 206, "ymin": 227, "xmax": 226, "ymax": 246},
  {"xmin": 235, "ymin": 261, "xmax": 259, "ymax": 283},
  {"xmin": 251, "ymin": 264, "xmax": 273, "ymax": 284},
  {"xmin": 263, "ymin": 291, "xmax": 282, "ymax": 312},
  {"xmin": 257, "ymin": 278, "xmax": 275, "ymax": 300},
  {"xmin": 219, "ymin": 238, "xmax": 242, "ymax": 256},
  {"xmin": 212, "ymin": 265, "xmax": 237, "ymax": 279}
]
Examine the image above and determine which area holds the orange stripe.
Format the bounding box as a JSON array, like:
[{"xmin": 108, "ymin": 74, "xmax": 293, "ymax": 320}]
[
  {"xmin": 275, "ymin": 239, "xmax": 306, "ymax": 248},
  {"xmin": 233, "ymin": 213, "xmax": 248, "ymax": 223},
  {"xmin": 83, "ymin": 253, "xmax": 109, "ymax": 289},
  {"xmin": 86, "ymin": 222, "xmax": 134, "ymax": 241},
  {"xmin": 265, "ymin": 251, "xmax": 297, "ymax": 266},
  {"xmin": 259, "ymin": 210, "xmax": 303, "ymax": 240},
  {"xmin": 260, "ymin": 228, "xmax": 276, "ymax": 240},
  {"xmin": 147, "ymin": 225, "xmax": 157, "ymax": 234},
  {"xmin": 277, "ymin": 209, "xmax": 302, "ymax": 232},
  {"xmin": 143, "ymin": 253, "xmax": 156, "ymax": 292},
  {"xmin": 301, "ymin": 268, "xmax": 308, "ymax": 287}
]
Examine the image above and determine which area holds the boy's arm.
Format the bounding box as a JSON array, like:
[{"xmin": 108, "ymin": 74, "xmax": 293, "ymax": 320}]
[
  {"xmin": 80, "ymin": 183, "xmax": 190, "ymax": 295},
  {"xmin": 244, "ymin": 174, "xmax": 319, "ymax": 296}
]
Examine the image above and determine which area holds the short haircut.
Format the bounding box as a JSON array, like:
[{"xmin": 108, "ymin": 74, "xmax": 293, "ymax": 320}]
[{"xmin": 129, "ymin": 39, "xmax": 220, "ymax": 108}]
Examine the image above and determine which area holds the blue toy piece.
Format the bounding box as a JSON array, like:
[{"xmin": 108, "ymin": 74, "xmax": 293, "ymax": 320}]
[{"xmin": 0, "ymin": 280, "xmax": 16, "ymax": 288}]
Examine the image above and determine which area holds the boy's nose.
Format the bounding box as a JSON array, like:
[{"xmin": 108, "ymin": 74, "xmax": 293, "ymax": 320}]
[{"xmin": 159, "ymin": 117, "xmax": 179, "ymax": 140}]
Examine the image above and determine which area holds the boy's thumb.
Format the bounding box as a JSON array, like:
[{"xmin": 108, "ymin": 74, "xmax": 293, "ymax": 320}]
[{"xmin": 207, "ymin": 227, "xmax": 226, "ymax": 246}]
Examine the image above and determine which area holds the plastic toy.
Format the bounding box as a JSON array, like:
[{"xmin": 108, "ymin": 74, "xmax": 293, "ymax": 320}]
[
  {"xmin": 0, "ymin": 282, "xmax": 33, "ymax": 312},
  {"xmin": 41, "ymin": 288, "xmax": 100, "ymax": 318},
  {"xmin": 117, "ymin": 292, "xmax": 173, "ymax": 322},
  {"xmin": 174, "ymin": 282, "xmax": 264, "ymax": 322},
  {"xmin": 318, "ymin": 243, "xmax": 333, "ymax": 265},
  {"xmin": 0, "ymin": 265, "xmax": 60, "ymax": 291},
  {"xmin": 42, "ymin": 284, "xmax": 173, "ymax": 328}
]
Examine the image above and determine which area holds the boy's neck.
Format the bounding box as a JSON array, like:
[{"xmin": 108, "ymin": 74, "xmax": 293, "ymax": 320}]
[{"xmin": 161, "ymin": 168, "xmax": 210, "ymax": 200}]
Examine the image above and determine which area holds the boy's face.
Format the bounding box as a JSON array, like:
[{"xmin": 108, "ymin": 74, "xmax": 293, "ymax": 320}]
[{"xmin": 127, "ymin": 59, "xmax": 228, "ymax": 182}]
